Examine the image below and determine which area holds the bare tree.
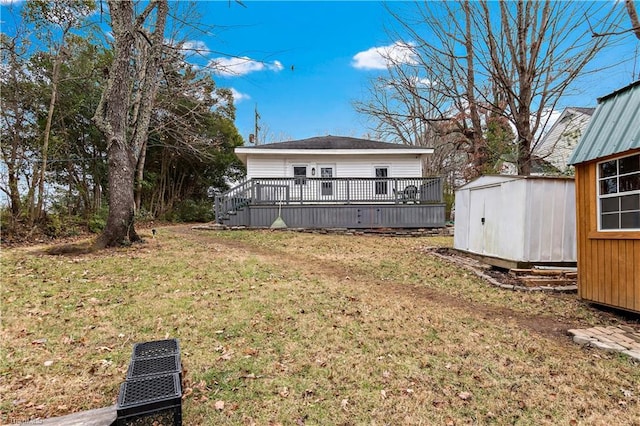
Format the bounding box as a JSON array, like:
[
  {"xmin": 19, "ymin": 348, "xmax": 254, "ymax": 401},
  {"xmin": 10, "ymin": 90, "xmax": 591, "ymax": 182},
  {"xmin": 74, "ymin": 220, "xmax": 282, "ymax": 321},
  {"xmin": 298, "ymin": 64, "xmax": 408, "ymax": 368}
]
[
  {"xmin": 24, "ymin": 1, "xmax": 95, "ymax": 223},
  {"xmin": 92, "ymin": 0, "xmax": 168, "ymax": 247},
  {"xmin": 626, "ymin": 0, "xmax": 640, "ymax": 40},
  {"xmin": 364, "ymin": 0, "xmax": 625, "ymax": 177}
]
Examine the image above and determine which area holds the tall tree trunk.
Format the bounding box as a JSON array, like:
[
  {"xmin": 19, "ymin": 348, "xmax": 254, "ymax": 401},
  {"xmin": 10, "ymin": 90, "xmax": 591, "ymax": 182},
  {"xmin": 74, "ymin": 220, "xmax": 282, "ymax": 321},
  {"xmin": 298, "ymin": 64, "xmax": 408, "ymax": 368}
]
[
  {"xmin": 626, "ymin": 0, "xmax": 640, "ymax": 40},
  {"xmin": 92, "ymin": 0, "xmax": 168, "ymax": 248},
  {"xmin": 134, "ymin": 139, "xmax": 147, "ymax": 211},
  {"xmin": 463, "ymin": 0, "xmax": 487, "ymax": 178},
  {"xmin": 35, "ymin": 57, "xmax": 62, "ymax": 222},
  {"xmin": 96, "ymin": 141, "xmax": 138, "ymax": 246}
]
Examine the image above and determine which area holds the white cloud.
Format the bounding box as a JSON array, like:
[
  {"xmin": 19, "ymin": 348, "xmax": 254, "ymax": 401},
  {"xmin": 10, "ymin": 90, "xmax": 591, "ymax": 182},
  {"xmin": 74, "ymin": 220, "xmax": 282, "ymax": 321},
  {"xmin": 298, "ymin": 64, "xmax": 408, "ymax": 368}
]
[
  {"xmin": 352, "ymin": 41, "xmax": 417, "ymax": 70},
  {"xmin": 165, "ymin": 39, "xmax": 209, "ymax": 55},
  {"xmin": 209, "ymin": 56, "xmax": 283, "ymax": 77},
  {"xmin": 230, "ymin": 88, "xmax": 250, "ymax": 103},
  {"xmin": 0, "ymin": 0, "xmax": 23, "ymax": 4},
  {"xmin": 182, "ymin": 40, "xmax": 208, "ymax": 52}
]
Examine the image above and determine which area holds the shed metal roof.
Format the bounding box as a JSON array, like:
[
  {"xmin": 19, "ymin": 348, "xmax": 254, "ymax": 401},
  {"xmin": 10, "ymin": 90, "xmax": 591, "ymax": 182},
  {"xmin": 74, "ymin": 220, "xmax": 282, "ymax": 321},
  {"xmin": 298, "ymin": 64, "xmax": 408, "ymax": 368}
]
[{"xmin": 568, "ymin": 80, "xmax": 640, "ymax": 165}]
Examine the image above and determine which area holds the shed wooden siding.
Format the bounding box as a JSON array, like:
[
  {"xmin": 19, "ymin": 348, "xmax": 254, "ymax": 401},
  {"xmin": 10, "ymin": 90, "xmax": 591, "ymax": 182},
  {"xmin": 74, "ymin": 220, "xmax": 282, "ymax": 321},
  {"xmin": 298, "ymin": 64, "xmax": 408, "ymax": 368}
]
[
  {"xmin": 574, "ymin": 158, "xmax": 640, "ymax": 313},
  {"xmin": 246, "ymin": 154, "xmax": 422, "ymax": 179}
]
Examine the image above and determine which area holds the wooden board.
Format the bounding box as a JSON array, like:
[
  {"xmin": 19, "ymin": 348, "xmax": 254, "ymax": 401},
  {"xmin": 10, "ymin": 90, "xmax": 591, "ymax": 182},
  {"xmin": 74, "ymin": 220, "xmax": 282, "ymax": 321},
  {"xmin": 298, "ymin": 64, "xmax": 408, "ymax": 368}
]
[{"xmin": 30, "ymin": 405, "xmax": 116, "ymax": 426}]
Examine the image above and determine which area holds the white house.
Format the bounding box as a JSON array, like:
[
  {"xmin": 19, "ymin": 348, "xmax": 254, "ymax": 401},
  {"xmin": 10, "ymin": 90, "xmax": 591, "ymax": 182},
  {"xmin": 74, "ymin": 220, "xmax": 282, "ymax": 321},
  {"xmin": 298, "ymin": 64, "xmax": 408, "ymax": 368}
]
[
  {"xmin": 215, "ymin": 136, "xmax": 446, "ymax": 229},
  {"xmin": 235, "ymin": 135, "xmax": 433, "ymax": 180},
  {"xmin": 534, "ymin": 107, "xmax": 595, "ymax": 174}
]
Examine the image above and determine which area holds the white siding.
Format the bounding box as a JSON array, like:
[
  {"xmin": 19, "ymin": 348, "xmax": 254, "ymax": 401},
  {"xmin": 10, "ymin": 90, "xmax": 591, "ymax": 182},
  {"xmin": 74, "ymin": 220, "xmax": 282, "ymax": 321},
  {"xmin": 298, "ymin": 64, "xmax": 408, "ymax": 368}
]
[
  {"xmin": 246, "ymin": 154, "xmax": 422, "ymax": 178},
  {"xmin": 246, "ymin": 156, "xmax": 286, "ymax": 179},
  {"xmin": 535, "ymin": 109, "xmax": 592, "ymax": 173}
]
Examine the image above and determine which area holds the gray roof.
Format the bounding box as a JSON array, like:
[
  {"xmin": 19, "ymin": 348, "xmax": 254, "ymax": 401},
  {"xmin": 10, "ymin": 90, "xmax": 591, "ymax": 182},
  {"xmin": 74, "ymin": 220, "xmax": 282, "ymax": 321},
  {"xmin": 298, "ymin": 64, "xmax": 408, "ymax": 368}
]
[
  {"xmin": 569, "ymin": 107, "xmax": 596, "ymax": 116},
  {"xmin": 568, "ymin": 80, "xmax": 640, "ymax": 165},
  {"xmin": 245, "ymin": 135, "xmax": 429, "ymax": 150}
]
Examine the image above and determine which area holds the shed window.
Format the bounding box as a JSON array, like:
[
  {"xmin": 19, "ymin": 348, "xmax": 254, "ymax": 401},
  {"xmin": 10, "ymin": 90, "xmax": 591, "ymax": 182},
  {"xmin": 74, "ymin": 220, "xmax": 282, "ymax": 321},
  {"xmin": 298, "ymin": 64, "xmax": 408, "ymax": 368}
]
[
  {"xmin": 597, "ymin": 153, "xmax": 640, "ymax": 230},
  {"xmin": 293, "ymin": 166, "xmax": 307, "ymax": 185}
]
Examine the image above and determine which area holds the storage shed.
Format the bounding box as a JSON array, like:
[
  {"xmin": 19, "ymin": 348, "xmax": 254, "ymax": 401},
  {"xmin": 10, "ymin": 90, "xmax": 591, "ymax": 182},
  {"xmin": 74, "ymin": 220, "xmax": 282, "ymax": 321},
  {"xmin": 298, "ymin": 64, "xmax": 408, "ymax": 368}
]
[
  {"xmin": 567, "ymin": 80, "xmax": 640, "ymax": 314},
  {"xmin": 453, "ymin": 175, "xmax": 576, "ymax": 269}
]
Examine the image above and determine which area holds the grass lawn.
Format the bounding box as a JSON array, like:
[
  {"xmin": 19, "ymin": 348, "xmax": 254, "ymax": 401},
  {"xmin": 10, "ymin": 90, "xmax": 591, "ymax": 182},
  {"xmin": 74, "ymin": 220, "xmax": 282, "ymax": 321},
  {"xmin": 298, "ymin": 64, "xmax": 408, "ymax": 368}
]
[{"xmin": 1, "ymin": 225, "xmax": 639, "ymax": 425}]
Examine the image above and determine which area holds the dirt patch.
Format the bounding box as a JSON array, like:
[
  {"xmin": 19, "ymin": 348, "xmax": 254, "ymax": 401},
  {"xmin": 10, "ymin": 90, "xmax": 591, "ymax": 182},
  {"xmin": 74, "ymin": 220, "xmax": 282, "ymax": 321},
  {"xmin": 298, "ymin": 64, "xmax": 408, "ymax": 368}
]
[{"xmin": 188, "ymin": 226, "xmax": 593, "ymax": 341}]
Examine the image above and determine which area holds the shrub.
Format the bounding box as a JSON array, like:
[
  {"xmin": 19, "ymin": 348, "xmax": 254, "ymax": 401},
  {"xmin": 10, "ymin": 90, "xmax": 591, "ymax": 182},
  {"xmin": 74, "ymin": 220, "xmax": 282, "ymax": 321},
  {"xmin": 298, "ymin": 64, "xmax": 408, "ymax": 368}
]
[{"xmin": 170, "ymin": 199, "xmax": 214, "ymax": 223}]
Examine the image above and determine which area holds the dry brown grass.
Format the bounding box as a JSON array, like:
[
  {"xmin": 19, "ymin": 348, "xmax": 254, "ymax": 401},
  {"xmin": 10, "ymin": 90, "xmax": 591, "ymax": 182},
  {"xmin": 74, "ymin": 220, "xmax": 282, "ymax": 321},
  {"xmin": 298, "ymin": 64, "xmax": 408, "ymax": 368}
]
[{"xmin": 1, "ymin": 225, "xmax": 639, "ymax": 425}]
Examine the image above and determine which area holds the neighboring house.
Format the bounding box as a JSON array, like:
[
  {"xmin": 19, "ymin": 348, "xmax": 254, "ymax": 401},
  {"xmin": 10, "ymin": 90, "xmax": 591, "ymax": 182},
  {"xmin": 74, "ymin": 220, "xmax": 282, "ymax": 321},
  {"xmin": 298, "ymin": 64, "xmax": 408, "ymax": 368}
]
[
  {"xmin": 568, "ymin": 80, "xmax": 640, "ymax": 314},
  {"xmin": 215, "ymin": 135, "xmax": 446, "ymax": 229},
  {"xmin": 534, "ymin": 107, "xmax": 595, "ymax": 174},
  {"xmin": 453, "ymin": 175, "xmax": 576, "ymax": 269}
]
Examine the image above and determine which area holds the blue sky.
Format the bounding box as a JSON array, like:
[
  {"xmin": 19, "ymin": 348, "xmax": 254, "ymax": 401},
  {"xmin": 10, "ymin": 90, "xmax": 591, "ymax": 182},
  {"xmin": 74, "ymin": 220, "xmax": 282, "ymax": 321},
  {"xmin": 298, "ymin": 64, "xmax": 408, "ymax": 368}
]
[
  {"xmin": 1, "ymin": 0, "xmax": 639, "ymax": 145},
  {"xmin": 187, "ymin": 0, "xmax": 640, "ymax": 144},
  {"xmin": 191, "ymin": 1, "xmax": 398, "ymax": 143}
]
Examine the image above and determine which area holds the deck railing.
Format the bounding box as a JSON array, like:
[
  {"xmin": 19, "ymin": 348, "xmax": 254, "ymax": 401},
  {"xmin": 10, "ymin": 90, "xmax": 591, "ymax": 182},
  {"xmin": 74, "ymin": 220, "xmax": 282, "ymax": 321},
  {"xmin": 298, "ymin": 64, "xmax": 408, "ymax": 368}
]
[{"xmin": 215, "ymin": 177, "xmax": 442, "ymax": 223}]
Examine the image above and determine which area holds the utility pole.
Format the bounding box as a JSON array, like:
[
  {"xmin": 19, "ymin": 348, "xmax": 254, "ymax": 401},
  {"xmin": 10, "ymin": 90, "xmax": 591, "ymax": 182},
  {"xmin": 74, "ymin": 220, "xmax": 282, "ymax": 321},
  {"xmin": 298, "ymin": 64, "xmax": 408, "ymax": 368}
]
[{"xmin": 254, "ymin": 104, "xmax": 261, "ymax": 145}]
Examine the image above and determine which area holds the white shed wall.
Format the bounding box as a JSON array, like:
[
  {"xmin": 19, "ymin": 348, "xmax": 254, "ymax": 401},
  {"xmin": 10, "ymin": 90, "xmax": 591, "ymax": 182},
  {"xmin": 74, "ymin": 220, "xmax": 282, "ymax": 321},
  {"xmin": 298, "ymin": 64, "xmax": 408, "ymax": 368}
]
[
  {"xmin": 523, "ymin": 179, "xmax": 576, "ymax": 262},
  {"xmin": 454, "ymin": 176, "xmax": 576, "ymax": 263},
  {"xmin": 453, "ymin": 189, "xmax": 470, "ymax": 250}
]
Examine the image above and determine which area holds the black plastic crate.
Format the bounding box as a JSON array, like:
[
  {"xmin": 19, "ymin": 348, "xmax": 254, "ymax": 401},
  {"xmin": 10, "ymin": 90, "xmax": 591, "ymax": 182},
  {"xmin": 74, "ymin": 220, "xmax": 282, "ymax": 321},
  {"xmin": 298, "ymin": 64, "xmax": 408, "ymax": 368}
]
[
  {"xmin": 132, "ymin": 339, "xmax": 179, "ymax": 359},
  {"xmin": 116, "ymin": 373, "xmax": 182, "ymax": 426},
  {"xmin": 127, "ymin": 354, "xmax": 182, "ymax": 381}
]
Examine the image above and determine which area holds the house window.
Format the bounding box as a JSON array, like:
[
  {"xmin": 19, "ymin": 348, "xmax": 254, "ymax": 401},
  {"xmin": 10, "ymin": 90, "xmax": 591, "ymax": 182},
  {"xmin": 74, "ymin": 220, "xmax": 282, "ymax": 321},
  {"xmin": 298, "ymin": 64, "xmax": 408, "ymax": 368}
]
[
  {"xmin": 293, "ymin": 166, "xmax": 307, "ymax": 185},
  {"xmin": 375, "ymin": 167, "xmax": 388, "ymax": 195},
  {"xmin": 598, "ymin": 153, "xmax": 640, "ymax": 230}
]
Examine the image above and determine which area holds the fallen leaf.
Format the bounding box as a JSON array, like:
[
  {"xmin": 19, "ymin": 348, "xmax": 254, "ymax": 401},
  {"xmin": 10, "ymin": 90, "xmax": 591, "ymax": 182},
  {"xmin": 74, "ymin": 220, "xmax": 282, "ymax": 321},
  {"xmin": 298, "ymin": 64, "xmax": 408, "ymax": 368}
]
[
  {"xmin": 243, "ymin": 348, "xmax": 259, "ymax": 357},
  {"xmin": 214, "ymin": 400, "xmax": 225, "ymax": 411},
  {"xmin": 458, "ymin": 391, "xmax": 472, "ymax": 401},
  {"xmin": 279, "ymin": 387, "xmax": 289, "ymax": 398},
  {"xmin": 341, "ymin": 398, "xmax": 349, "ymax": 410},
  {"xmin": 381, "ymin": 390, "xmax": 387, "ymax": 399}
]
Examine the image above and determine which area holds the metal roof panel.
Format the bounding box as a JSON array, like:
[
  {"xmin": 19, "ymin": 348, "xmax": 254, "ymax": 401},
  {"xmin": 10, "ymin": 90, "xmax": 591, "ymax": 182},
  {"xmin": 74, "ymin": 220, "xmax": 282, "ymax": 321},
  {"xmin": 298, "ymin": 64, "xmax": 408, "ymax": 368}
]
[{"xmin": 568, "ymin": 80, "xmax": 640, "ymax": 165}]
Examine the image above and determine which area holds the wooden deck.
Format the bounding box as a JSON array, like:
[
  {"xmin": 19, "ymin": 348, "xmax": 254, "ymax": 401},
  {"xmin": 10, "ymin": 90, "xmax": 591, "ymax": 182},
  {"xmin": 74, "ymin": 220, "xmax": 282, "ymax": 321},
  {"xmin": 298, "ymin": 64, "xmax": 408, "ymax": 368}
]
[
  {"xmin": 215, "ymin": 177, "xmax": 446, "ymax": 229},
  {"xmin": 19, "ymin": 405, "xmax": 116, "ymax": 425}
]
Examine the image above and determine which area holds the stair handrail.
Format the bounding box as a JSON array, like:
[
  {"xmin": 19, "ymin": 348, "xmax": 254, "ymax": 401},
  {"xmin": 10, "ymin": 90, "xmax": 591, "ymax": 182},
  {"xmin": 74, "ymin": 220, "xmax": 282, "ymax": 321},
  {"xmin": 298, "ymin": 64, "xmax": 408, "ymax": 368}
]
[{"xmin": 214, "ymin": 179, "xmax": 256, "ymax": 223}]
